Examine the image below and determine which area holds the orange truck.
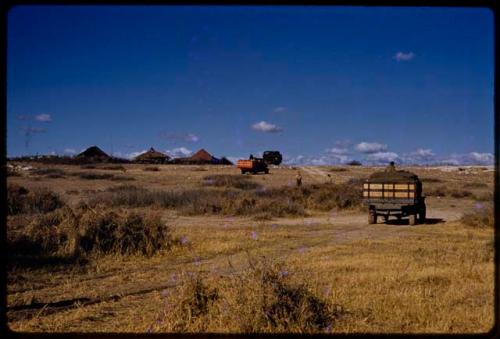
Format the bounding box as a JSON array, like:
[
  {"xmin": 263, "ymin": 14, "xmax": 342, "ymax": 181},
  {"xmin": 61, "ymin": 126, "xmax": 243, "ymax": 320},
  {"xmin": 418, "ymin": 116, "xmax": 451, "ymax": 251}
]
[{"xmin": 237, "ymin": 158, "xmax": 269, "ymax": 174}]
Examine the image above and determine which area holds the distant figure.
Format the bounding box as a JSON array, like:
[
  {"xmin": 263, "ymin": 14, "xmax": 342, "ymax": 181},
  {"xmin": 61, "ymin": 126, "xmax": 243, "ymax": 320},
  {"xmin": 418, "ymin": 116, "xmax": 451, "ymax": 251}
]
[
  {"xmin": 385, "ymin": 161, "xmax": 396, "ymax": 172},
  {"xmin": 296, "ymin": 171, "xmax": 302, "ymax": 187},
  {"xmin": 249, "ymin": 154, "xmax": 254, "ymax": 160},
  {"xmin": 327, "ymin": 173, "xmax": 333, "ymax": 183}
]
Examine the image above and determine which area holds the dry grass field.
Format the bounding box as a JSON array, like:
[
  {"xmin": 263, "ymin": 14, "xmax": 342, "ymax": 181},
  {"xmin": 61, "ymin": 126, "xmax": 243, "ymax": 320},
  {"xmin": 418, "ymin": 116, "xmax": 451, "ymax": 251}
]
[{"xmin": 6, "ymin": 162, "xmax": 496, "ymax": 333}]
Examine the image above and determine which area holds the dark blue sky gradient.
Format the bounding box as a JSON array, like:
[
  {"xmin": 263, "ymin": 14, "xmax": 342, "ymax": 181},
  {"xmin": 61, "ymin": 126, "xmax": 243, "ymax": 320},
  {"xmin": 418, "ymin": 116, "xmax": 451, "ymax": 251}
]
[{"xmin": 7, "ymin": 6, "xmax": 494, "ymax": 164}]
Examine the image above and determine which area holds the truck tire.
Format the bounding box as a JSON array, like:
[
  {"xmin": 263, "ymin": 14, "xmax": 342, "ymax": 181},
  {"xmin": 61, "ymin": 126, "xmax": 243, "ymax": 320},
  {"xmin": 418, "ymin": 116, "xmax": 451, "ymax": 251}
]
[
  {"xmin": 418, "ymin": 205, "xmax": 426, "ymax": 224},
  {"xmin": 409, "ymin": 214, "xmax": 416, "ymax": 226},
  {"xmin": 241, "ymin": 169, "xmax": 246, "ymax": 174},
  {"xmin": 264, "ymin": 168, "xmax": 269, "ymax": 174},
  {"xmin": 368, "ymin": 209, "xmax": 377, "ymax": 224}
]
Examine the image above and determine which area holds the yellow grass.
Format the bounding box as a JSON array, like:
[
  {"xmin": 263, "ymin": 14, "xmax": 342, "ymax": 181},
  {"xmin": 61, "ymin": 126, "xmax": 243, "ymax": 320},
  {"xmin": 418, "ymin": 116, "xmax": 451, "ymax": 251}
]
[{"xmin": 6, "ymin": 163, "xmax": 495, "ymax": 333}]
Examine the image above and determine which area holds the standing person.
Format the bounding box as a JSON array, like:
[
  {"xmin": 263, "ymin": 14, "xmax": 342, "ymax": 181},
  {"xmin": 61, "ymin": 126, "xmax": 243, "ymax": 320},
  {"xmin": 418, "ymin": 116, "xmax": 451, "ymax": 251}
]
[{"xmin": 296, "ymin": 171, "xmax": 302, "ymax": 187}]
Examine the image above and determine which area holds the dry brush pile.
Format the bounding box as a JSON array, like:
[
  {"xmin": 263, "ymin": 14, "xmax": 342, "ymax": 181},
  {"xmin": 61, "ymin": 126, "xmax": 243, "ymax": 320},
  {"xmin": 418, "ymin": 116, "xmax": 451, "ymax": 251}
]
[
  {"xmin": 151, "ymin": 258, "xmax": 341, "ymax": 333},
  {"xmin": 7, "ymin": 184, "xmax": 177, "ymax": 264}
]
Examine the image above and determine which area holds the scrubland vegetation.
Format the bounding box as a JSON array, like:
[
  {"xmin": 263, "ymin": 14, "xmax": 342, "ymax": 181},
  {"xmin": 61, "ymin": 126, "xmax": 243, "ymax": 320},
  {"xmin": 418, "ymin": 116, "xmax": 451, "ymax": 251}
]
[{"xmin": 6, "ymin": 164, "xmax": 495, "ymax": 333}]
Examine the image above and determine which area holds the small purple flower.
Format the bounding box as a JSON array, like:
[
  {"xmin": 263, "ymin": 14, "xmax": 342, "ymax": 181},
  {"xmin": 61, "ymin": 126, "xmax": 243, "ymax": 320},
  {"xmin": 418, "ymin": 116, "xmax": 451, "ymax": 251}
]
[
  {"xmin": 223, "ymin": 223, "xmax": 229, "ymax": 229},
  {"xmin": 251, "ymin": 231, "xmax": 258, "ymax": 240},
  {"xmin": 475, "ymin": 203, "xmax": 483, "ymax": 210},
  {"xmin": 180, "ymin": 236, "xmax": 189, "ymax": 245},
  {"xmin": 161, "ymin": 289, "xmax": 169, "ymax": 297},
  {"xmin": 194, "ymin": 256, "xmax": 201, "ymax": 265},
  {"xmin": 297, "ymin": 246, "xmax": 306, "ymax": 254},
  {"xmin": 279, "ymin": 270, "xmax": 289, "ymax": 278},
  {"xmin": 257, "ymin": 186, "xmax": 267, "ymax": 193},
  {"xmin": 147, "ymin": 326, "xmax": 153, "ymax": 333},
  {"xmin": 322, "ymin": 287, "xmax": 331, "ymax": 296},
  {"xmin": 271, "ymin": 223, "xmax": 278, "ymax": 230},
  {"xmin": 325, "ymin": 323, "xmax": 332, "ymax": 332},
  {"xmin": 170, "ymin": 272, "xmax": 177, "ymax": 283}
]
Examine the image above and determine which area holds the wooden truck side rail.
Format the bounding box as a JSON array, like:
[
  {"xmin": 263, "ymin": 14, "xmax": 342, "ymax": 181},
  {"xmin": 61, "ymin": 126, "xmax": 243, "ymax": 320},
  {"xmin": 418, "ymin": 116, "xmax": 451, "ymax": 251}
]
[
  {"xmin": 363, "ymin": 182, "xmax": 417, "ymax": 201},
  {"xmin": 363, "ymin": 179, "xmax": 425, "ymax": 225}
]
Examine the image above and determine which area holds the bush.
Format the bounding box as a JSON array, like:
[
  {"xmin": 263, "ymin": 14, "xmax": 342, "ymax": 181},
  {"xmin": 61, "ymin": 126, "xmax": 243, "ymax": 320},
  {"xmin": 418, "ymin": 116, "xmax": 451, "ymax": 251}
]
[
  {"xmin": 154, "ymin": 258, "xmax": 340, "ymax": 333},
  {"xmin": 425, "ymin": 186, "xmax": 447, "ymax": 197},
  {"xmin": 8, "ymin": 205, "xmax": 176, "ymax": 259},
  {"xmin": 449, "ymin": 189, "xmax": 473, "ymax": 199},
  {"xmin": 460, "ymin": 204, "xmax": 493, "ymax": 228},
  {"xmin": 89, "ymin": 182, "xmax": 361, "ymax": 218},
  {"xmin": 7, "ymin": 184, "xmax": 64, "ymax": 215},
  {"xmin": 32, "ymin": 167, "xmax": 66, "ymax": 178},
  {"xmin": 78, "ymin": 173, "xmax": 115, "ymax": 180},
  {"xmin": 202, "ymin": 175, "xmax": 261, "ymax": 190},
  {"xmin": 464, "ymin": 182, "xmax": 488, "ymax": 189},
  {"xmin": 100, "ymin": 165, "xmax": 126, "ymax": 171},
  {"xmin": 328, "ymin": 167, "xmax": 348, "ymax": 172},
  {"xmin": 144, "ymin": 166, "xmax": 160, "ymax": 172}
]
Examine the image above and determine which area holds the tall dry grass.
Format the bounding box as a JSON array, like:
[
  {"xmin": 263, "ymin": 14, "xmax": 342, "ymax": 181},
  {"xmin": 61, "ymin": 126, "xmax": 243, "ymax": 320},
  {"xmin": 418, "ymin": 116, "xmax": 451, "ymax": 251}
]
[
  {"xmin": 152, "ymin": 258, "xmax": 340, "ymax": 333},
  {"xmin": 88, "ymin": 182, "xmax": 361, "ymax": 218},
  {"xmin": 7, "ymin": 184, "xmax": 64, "ymax": 215}
]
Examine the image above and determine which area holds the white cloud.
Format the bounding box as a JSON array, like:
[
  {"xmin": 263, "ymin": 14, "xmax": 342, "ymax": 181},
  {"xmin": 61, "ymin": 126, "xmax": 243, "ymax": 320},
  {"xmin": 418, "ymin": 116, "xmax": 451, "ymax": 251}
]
[
  {"xmin": 355, "ymin": 142, "xmax": 387, "ymax": 154},
  {"xmin": 166, "ymin": 147, "xmax": 192, "ymax": 158},
  {"xmin": 402, "ymin": 148, "xmax": 436, "ymax": 164},
  {"xmin": 35, "ymin": 113, "xmax": 52, "ymax": 122},
  {"xmin": 158, "ymin": 132, "xmax": 200, "ymax": 143},
  {"xmin": 325, "ymin": 147, "xmax": 349, "ymax": 155},
  {"xmin": 393, "ymin": 51, "xmax": 415, "ymax": 62},
  {"xmin": 273, "ymin": 106, "xmax": 286, "ymax": 113},
  {"xmin": 366, "ymin": 151, "xmax": 399, "ymax": 163},
  {"xmin": 468, "ymin": 152, "xmax": 493, "ymax": 164},
  {"xmin": 64, "ymin": 148, "xmax": 77, "ymax": 154},
  {"xmin": 283, "ymin": 153, "xmax": 352, "ymax": 166},
  {"xmin": 185, "ymin": 133, "xmax": 199, "ymax": 143},
  {"xmin": 251, "ymin": 121, "xmax": 282, "ymax": 133}
]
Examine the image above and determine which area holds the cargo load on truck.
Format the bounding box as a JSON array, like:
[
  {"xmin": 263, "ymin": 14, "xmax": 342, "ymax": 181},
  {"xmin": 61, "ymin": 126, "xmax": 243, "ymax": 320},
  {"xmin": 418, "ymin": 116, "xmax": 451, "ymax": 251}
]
[
  {"xmin": 237, "ymin": 156, "xmax": 269, "ymax": 174},
  {"xmin": 363, "ymin": 163, "xmax": 425, "ymax": 225}
]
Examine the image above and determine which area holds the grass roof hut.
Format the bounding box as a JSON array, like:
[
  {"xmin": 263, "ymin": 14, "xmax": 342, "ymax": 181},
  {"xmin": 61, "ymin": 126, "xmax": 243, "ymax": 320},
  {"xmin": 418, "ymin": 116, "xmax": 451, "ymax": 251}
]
[
  {"xmin": 134, "ymin": 147, "xmax": 170, "ymax": 164},
  {"xmin": 188, "ymin": 149, "xmax": 220, "ymax": 164},
  {"xmin": 76, "ymin": 146, "xmax": 110, "ymax": 162}
]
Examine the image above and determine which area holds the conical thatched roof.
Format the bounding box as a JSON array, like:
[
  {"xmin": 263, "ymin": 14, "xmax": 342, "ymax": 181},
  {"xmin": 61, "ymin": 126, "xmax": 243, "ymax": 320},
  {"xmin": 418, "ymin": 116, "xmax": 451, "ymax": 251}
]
[
  {"xmin": 189, "ymin": 149, "xmax": 215, "ymax": 162},
  {"xmin": 77, "ymin": 146, "xmax": 109, "ymax": 159},
  {"xmin": 134, "ymin": 147, "xmax": 169, "ymax": 163}
]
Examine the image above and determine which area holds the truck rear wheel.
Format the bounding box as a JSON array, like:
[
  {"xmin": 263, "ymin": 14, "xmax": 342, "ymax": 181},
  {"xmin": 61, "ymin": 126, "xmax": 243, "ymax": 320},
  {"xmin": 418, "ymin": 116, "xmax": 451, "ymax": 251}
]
[
  {"xmin": 418, "ymin": 206, "xmax": 426, "ymax": 224},
  {"xmin": 241, "ymin": 169, "xmax": 246, "ymax": 174},
  {"xmin": 409, "ymin": 214, "xmax": 416, "ymax": 226},
  {"xmin": 368, "ymin": 209, "xmax": 377, "ymax": 224},
  {"xmin": 264, "ymin": 168, "xmax": 269, "ymax": 174}
]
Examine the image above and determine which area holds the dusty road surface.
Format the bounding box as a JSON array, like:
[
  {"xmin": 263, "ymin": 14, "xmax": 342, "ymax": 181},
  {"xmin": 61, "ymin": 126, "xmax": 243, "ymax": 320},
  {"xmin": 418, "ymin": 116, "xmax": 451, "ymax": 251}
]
[{"xmin": 6, "ymin": 163, "xmax": 494, "ymax": 333}]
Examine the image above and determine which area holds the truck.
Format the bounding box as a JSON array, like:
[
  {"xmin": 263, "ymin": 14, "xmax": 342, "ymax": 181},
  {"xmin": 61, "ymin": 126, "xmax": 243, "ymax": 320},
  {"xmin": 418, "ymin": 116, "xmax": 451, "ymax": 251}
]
[
  {"xmin": 363, "ymin": 169, "xmax": 426, "ymax": 225},
  {"xmin": 237, "ymin": 158, "xmax": 269, "ymax": 174}
]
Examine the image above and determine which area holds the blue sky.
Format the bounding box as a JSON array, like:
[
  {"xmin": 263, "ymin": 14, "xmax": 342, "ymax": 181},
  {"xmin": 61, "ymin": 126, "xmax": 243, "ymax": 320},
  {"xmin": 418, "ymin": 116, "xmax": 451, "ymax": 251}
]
[{"xmin": 7, "ymin": 5, "xmax": 494, "ymax": 165}]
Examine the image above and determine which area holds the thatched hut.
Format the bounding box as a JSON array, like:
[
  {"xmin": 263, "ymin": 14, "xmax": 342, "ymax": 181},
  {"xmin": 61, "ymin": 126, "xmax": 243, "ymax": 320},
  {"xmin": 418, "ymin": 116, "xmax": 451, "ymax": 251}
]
[
  {"xmin": 76, "ymin": 146, "xmax": 110, "ymax": 162},
  {"xmin": 134, "ymin": 147, "xmax": 170, "ymax": 164}
]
